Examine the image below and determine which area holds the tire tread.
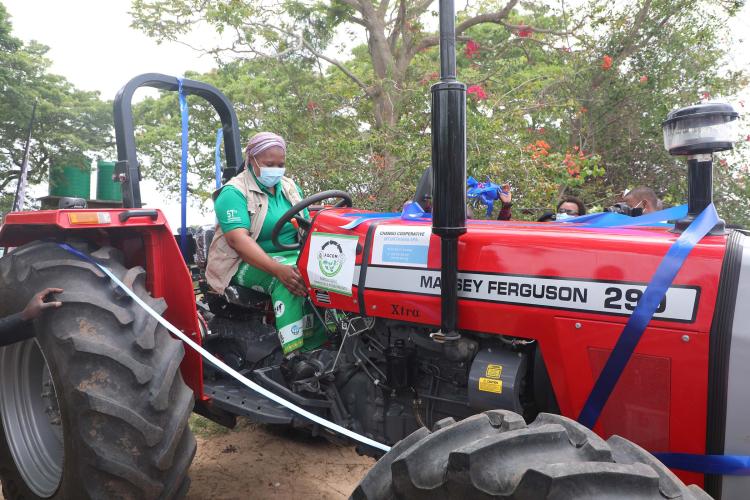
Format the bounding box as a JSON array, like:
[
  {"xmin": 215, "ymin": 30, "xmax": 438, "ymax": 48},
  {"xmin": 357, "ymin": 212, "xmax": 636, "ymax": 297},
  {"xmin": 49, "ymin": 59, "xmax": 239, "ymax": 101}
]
[
  {"xmin": 354, "ymin": 411, "xmax": 709, "ymax": 500},
  {"xmin": 0, "ymin": 242, "xmax": 195, "ymax": 500}
]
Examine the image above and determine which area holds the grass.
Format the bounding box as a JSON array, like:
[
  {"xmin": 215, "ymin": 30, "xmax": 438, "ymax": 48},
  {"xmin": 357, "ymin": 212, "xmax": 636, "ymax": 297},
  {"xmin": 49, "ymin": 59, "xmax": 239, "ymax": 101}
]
[{"xmin": 189, "ymin": 413, "xmax": 232, "ymax": 438}]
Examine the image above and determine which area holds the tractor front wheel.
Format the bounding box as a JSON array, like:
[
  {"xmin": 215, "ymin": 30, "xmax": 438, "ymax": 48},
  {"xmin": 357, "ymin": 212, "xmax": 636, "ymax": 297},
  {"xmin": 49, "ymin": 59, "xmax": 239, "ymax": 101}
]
[
  {"xmin": 353, "ymin": 410, "xmax": 711, "ymax": 500},
  {"xmin": 0, "ymin": 241, "xmax": 196, "ymax": 499}
]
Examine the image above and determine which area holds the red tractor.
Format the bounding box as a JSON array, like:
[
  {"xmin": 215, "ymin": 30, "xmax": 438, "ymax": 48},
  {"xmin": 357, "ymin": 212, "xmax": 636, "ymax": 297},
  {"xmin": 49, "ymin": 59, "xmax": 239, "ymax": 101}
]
[{"xmin": 0, "ymin": 2, "xmax": 746, "ymax": 499}]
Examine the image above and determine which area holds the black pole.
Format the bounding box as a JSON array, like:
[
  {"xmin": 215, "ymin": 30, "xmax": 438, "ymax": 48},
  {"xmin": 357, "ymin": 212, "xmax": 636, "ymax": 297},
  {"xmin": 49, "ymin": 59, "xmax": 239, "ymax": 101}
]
[
  {"xmin": 11, "ymin": 101, "xmax": 37, "ymax": 212},
  {"xmin": 673, "ymin": 154, "xmax": 725, "ymax": 235},
  {"xmin": 438, "ymin": 1, "xmax": 457, "ymax": 80},
  {"xmin": 432, "ymin": 0, "xmax": 467, "ymax": 340}
]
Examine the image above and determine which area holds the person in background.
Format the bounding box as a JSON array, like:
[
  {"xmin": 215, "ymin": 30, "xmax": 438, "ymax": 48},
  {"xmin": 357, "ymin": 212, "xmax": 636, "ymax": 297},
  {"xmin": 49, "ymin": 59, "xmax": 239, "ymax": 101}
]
[
  {"xmin": 0, "ymin": 288, "xmax": 63, "ymax": 346},
  {"xmin": 495, "ymin": 183, "xmax": 512, "ymax": 221},
  {"xmin": 538, "ymin": 195, "xmax": 586, "ymax": 222},
  {"xmin": 624, "ymin": 186, "xmax": 660, "ymax": 214},
  {"xmin": 556, "ymin": 195, "xmax": 586, "ymax": 220}
]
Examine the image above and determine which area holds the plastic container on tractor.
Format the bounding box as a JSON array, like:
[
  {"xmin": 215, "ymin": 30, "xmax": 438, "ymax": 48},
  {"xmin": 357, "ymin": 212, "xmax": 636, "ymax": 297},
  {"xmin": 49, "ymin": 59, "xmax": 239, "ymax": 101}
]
[
  {"xmin": 95, "ymin": 160, "xmax": 123, "ymax": 202},
  {"xmin": 48, "ymin": 163, "xmax": 91, "ymax": 199}
]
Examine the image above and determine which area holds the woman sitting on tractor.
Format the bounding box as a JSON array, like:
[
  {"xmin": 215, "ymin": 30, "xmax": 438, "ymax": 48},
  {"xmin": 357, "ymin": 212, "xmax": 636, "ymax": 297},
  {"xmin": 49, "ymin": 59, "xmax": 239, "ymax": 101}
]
[{"xmin": 206, "ymin": 132, "xmax": 326, "ymax": 356}]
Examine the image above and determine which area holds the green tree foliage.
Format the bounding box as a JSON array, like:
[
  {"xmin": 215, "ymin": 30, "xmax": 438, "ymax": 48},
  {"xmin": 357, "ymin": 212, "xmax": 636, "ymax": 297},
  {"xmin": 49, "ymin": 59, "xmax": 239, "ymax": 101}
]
[
  {"xmin": 0, "ymin": 3, "xmax": 113, "ymax": 215},
  {"xmin": 131, "ymin": 0, "xmax": 748, "ymax": 224}
]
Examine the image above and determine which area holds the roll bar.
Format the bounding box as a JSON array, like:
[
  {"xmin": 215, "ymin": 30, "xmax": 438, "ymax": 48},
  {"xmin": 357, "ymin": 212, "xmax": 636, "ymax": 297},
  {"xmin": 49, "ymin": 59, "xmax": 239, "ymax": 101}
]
[{"xmin": 113, "ymin": 73, "xmax": 244, "ymax": 208}]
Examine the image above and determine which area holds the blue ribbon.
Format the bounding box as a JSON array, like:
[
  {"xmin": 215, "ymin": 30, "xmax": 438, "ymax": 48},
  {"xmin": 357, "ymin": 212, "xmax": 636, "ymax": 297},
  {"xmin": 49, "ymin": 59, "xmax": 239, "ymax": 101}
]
[
  {"xmin": 340, "ymin": 202, "xmax": 431, "ymax": 230},
  {"xmin": 177, "ymin": 78, "xmax": 189, "ymax": 257},
  {"xmin": 576, "ymin": 201, "xmax": 750, "ymax": 477},
  {"xmin": 654, "ymin": 453, "xmax": 750, "ymax": 476},
  {"xmin": 560, "ymin": 204, "xmax": 688, "ymax": 228},
  {"xmin": 577, "ymin": 203, "xmax": 719, "ymax": 429},
  {"xmin": 340, "ymin": 212, "xmax": 401, "ymax": 229},
  {"xmin": 214, "ymin": 128, "xmax": 223, "ymax": 189},
  {"xmin": 340, "ymin": 203, "xmax": 688, "ymax": 231},
  {"xmin": 401, "ymin": 201, "xmax": 429, "ymax": 219}
]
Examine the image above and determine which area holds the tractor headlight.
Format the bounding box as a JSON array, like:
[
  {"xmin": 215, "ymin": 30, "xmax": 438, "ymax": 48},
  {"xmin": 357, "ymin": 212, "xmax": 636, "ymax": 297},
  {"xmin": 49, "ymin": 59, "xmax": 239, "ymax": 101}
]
[{"xmin": 662, "ymin": 102, "xmax": 739, "ymax": 155}]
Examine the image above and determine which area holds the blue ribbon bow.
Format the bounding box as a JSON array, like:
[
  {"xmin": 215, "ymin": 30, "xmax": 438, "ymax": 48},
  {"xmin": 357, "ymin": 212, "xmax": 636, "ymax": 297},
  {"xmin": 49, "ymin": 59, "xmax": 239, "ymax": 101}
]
[{"xmin": 467, "ymin": 176, "xmax": 509, "ymax": 218}]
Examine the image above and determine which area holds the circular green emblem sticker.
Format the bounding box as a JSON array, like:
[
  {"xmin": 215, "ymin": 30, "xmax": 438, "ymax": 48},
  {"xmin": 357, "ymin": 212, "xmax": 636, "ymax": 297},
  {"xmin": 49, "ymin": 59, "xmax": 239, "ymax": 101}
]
[{"xmin": 318, "ymin": 240, "xmax": 345, "ymax": 278}]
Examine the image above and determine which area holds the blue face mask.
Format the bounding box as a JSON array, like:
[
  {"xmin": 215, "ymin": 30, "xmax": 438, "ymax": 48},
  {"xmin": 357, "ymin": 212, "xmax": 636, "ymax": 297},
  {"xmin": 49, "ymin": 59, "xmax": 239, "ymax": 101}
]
[
  {"xmin": 257, "ymin": 166, "xmax": 285, "ymax": 187},
  {"xmin": 556, "ymin": 212, "xmax": 573, "ymax": 221}
]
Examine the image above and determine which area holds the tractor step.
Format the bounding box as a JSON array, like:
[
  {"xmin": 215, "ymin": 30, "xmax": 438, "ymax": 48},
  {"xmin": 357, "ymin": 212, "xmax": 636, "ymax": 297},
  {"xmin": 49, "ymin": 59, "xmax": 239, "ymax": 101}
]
[{"xmin": 202, "ymin": 379, "xmax": 294, "ymax": 425}]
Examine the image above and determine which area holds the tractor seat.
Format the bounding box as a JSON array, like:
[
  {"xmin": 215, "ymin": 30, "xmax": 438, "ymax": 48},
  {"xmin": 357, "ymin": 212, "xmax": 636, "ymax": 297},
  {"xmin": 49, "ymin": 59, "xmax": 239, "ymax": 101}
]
[
  {"xmin": 224, "ymin": 284, "xmax": 270, "ymax": 307},
  {"xmin": 194, "ymin": 225, "xmax": 215, "ymax": 269},
  {"xmin": 196, "ymin": 225, "xmax": 271, "ymax": 307},
  {"xmin": 195, "ymin": 226, "xmax": 271, "ymax": 308},
  {"xmin": 413, "ymin": 166, "xmax": 433, "ymax": 209}
]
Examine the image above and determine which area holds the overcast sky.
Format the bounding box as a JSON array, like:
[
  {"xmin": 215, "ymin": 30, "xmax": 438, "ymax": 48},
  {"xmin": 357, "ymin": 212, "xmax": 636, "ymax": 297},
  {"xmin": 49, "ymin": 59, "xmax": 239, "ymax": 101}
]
[
  {"xmin": 4, "ymin": 0, "xmax": 218, "ymax": 99},
  {"xmin": 3, "ymin": 0, "xmax": 749, "ymax": 228},
  {"xmin": 4, "ymin": 0, "xmax": 221, "ymax": 227}
]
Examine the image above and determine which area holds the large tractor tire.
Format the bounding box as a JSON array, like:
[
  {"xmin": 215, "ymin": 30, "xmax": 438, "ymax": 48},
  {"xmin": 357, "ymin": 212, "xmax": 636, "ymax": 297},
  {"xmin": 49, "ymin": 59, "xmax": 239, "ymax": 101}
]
[
  {"xmin": 353, "ymin": 410, "xmax": 710, "ymax": 500},
  {"xmin": 0, "ymin": 241, "xmax": 196, "ymax": 499}
]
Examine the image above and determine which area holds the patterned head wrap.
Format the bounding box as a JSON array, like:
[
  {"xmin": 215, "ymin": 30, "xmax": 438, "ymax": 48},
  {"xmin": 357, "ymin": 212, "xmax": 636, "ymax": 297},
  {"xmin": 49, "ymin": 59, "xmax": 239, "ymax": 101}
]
[{"xmin": 245, "ymin": 132, "xmax": 287, "ymax": 161}]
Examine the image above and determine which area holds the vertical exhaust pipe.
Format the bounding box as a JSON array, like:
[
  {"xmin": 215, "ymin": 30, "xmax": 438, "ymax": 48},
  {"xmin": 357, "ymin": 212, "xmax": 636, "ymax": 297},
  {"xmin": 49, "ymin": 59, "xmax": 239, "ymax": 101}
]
[{"xmin": 432, "ymin": 0, "xmax": 467, "ymax": 341}]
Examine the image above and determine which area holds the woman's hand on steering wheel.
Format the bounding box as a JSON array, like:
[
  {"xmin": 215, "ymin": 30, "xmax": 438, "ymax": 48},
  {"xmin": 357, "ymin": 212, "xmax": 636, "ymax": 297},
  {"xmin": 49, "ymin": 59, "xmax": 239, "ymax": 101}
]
[{"xmin": 271, "ymin": 190, "xmax": 353, "ymax": 251}]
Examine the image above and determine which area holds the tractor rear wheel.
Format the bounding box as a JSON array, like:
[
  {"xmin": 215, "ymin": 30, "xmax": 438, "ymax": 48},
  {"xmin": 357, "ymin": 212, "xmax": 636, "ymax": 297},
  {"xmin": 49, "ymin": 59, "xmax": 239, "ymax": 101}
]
[
  {"xmin": 0, "ymin": 241, "xmax": 196, "ymax": 499},
  {"xmin": 353, "ymin": 410, "xmax": 710, "ymax": 500}
]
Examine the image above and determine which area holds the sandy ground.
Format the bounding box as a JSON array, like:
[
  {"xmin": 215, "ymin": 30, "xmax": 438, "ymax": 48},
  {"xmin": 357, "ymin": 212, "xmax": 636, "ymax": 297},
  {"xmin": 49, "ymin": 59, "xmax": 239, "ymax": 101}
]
[
  {"xmin": 0, "ymin": 416, "xmax": 374, "ymax": 500},
  {"xmin": 186, "ymin": 416, "xmax": 375, "ymax": 500}
]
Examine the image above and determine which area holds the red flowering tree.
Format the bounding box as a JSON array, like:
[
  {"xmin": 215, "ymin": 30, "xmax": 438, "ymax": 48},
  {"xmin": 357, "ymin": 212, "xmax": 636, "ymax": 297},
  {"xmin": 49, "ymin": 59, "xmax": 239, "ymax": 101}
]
[
  {"xmin": 132, "ymin": 0, "xmax": 579, "ymax": 209},
  {"xmin": 517, "ymin": 25, "xmax": 533, "ymax": 38},
  {"xmin": 467, "ymin": 85, "xmax": 488, "ymax": 100},
  {"xmin": 465, "ymin": 40, "xmax": 480, "ymax": 58},
  {"xmin": 131, "ymin": 0, "xmax": 749, "ymax": 224}
]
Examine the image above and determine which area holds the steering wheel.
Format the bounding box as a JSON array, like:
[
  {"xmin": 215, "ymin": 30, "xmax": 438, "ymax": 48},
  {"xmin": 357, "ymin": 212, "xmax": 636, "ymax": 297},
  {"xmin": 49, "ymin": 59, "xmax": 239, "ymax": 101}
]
[{"xmin": 271, "ymin": 190, "xmax": 353, "ymax": 251}]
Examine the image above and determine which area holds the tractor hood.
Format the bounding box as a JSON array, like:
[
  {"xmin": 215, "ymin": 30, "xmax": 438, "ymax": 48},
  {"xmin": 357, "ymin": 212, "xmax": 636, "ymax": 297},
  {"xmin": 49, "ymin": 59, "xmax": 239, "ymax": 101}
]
[
  {"xmin": 299, "ymin": 209, "xmax": 749, "ymax": 497},
  {"xmin": 300, "ymin": 211, "xmax": 727, "ymax": 334}
]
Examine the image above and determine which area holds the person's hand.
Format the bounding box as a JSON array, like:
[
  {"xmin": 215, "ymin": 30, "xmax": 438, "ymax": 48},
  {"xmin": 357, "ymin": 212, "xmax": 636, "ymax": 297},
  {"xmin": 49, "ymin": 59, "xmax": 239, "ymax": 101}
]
[
  {"xmin": 21, "ymin": 288, "xmax": 63, "ymax": 321},
  {"xmin": 273, "ymin": 265, "xmax": 307, "ymax": 297},
  {"xmin": 500, "ymin": 184, "xmax": 512, "ymax": 204}
]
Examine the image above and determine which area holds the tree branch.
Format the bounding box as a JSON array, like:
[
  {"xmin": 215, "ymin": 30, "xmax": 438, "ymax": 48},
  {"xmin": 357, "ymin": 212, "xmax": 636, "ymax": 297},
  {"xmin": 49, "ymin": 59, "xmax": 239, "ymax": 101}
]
[
  {"xmin": 499, "ymin": 20, "xmax": 577, "ymax": 37},
  {"xmin": 0, "ymin": 170, "xmax": 21, "ymax": 192},
  {"xmin": 590, "ymin": 0, "xmax": 654, "ymax": 89},
  {"xmin": 235, "ymin": 21, "xmax": 371, "ymax": 93},
  {"xmin": 297, "ymin": 35, "xmax": 372, "ymax": 94},
  {"xmin": 412, "ymin": 0, "xmax": 435, "ymax": 17},
  {"xmin": 346, "ymin": 15, "xmax": 369, "ymax": 28},
  {"xmin": 337, "ymin": 0, "xmax": 363, "ymax": 10},
  {"xmin": 388, "ymin": 0, "xmax": 407, "ymax": 51},
  {"xmin": 378, "ymin": 0, "xmax": 390, "ymax": 18},
  {"xmin": 416, "ymin": 0, "xmax": 521, "ymax": 51}
]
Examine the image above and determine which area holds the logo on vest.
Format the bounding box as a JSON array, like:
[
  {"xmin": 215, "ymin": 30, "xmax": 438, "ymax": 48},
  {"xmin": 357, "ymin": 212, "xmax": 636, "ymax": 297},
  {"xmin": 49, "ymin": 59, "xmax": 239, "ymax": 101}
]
[
  {"xmin": 318, "ymin": 240, "xmax": 346, "ymax": 278},
  {"xmin": 274, "ymin": 300, "xmax": 285, "ymax": 317}
]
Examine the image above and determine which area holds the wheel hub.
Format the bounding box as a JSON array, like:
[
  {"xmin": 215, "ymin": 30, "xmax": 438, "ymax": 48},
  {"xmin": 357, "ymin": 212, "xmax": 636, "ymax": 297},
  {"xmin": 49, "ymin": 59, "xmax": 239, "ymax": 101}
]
[{"xmin": 0, "ymin": 340, "xmax": 64, "ymax": 497}]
